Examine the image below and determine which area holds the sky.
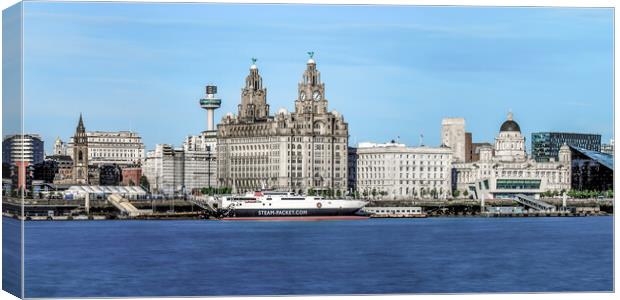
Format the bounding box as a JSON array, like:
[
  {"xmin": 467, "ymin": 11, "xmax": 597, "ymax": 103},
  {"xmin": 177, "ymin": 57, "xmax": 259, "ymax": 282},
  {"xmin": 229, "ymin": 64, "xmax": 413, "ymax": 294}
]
[{"xmin": 11, "ymin": 2, "xmax": 614, "ymax": 154}]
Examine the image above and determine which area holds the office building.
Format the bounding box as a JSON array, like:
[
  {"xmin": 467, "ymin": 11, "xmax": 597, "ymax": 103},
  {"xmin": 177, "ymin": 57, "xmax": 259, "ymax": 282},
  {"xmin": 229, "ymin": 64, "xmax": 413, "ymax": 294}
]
[
  {"xmin": 569, "ymin": 146, "xmax": 613, "ymax": 191},
  {"xmin": 142, "ymin": 144, "xmax": 185, "ymax": 195},
  {"xmin": 531, "ymin": 132, "xmax": 601, "ymax": 162},
  {"xmin": 441, "ymin": 118, "xmax": 466, "ymax": 163},
  {"xmin": 601, "ymin": 139, "xmax": 614, "ymax": 156},
  {"xmin": 67, "ymin": 130, "xmax": 145, "ymax": 166},
  {"xmin": 351, "ymin": 141, "xmax": 453, "ymax": 200},
  {"xmin": 182, "ymin": 131, "xmax": 217, "ymax": 192},
  {"xmin": 2, "ymin": 134, "xmax": 44, "ymax": 165}
]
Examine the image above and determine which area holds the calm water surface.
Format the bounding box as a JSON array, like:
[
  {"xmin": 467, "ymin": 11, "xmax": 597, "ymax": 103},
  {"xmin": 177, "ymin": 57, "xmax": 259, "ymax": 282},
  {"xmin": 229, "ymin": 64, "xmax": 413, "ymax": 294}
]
[{"xmin": 17, "ymin": 217, "xmax": 613, "ymax": 297}]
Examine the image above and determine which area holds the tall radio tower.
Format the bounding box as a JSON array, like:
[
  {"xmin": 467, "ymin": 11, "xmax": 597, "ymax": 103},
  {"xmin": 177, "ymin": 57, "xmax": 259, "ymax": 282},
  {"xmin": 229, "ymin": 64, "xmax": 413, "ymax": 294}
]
[{"xmin": 199, "ymin": 85, "xmax": 222, "ymax": 131}]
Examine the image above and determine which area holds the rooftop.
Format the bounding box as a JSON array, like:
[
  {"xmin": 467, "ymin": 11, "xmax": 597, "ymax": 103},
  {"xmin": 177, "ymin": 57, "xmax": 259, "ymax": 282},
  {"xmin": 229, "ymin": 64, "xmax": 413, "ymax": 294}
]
[{"xmin": 569, "ymin": 145, "xmax": 613, "ymax": 170}]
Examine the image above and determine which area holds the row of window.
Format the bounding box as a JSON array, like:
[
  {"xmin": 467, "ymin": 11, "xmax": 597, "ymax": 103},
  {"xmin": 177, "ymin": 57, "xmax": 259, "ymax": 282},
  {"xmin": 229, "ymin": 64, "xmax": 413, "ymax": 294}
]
[
  {"xmin": 358, "ymin": 180, "xmax": 446, "ymax": 186},
  {"xmin": 358, "ymin": 160, "xmax": 449, "ymax": 166},
  {"xmin": 358, "ymin": 172, "xmax": 446, "ymax": 180},
  {"xmin": 360, "ymin": 154, "xmax": 449, "ymax": 160}
]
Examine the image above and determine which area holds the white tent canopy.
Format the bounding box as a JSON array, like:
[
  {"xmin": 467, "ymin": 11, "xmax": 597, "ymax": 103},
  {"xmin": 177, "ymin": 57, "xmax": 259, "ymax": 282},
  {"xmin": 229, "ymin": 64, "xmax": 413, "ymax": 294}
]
[{"xmin": 65, "ymin": 185, "xmax": 147, "ymax": 198}]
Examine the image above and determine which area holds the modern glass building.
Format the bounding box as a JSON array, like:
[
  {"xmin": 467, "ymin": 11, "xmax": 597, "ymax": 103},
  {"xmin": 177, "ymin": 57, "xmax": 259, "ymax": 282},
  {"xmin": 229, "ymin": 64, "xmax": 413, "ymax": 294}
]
[
  {"xmin": 531, "ymin": 132, "xmax": 601, "ymax": 162},
  {"xmin": 569, "ymin": 146, "xmax": 613, "ymax": 191}
]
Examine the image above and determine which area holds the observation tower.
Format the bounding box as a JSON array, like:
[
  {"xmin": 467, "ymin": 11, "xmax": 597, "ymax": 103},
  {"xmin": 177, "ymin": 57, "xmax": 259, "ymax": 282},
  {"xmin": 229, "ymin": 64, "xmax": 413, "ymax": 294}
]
[{"xmin": 199, "ymin": 85, "xmax": 222, "ymax": 131}]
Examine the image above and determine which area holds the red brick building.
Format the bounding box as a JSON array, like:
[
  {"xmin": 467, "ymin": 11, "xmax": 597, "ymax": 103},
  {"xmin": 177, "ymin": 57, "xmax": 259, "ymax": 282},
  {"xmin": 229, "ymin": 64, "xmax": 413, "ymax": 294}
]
[{"xmin": 121, "ymin": 167, "xmax": 142, "ymax": 186}]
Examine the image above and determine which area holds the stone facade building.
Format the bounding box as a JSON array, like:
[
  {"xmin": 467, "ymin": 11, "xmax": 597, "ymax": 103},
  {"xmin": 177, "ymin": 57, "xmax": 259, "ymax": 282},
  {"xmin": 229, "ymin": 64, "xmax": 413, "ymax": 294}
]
[
  {"xmin": 53, "ymin": 137, "xmax": 67, "ymax": 156},
  {"xmin": 350, "ymin": 142, "xmax": 453, "ymax": 200},
  {"xmin": 217, "ymin": 56, "xmax": 348, "ymax": 194},
  {"xmin": 453, "ymin": 113, "xmax": 571, "ymax": 200},
  {"xmin": 67, "ymin": 130, "xmax": 145, "ymax": 166}
]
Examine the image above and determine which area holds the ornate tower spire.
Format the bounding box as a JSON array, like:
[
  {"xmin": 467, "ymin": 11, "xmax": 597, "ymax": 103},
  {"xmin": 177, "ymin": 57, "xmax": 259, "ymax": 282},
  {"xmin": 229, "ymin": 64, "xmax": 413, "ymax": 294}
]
[
  {"xmin": 238, "ymin": 58, "xmax": 269, "ymax": 121},
  {"xmin": 73, "ymin": 113, "xmax": 89, "ymax": 184},
  {"xmin": 77, "ymin": 113, "xmax": 85, "ymax": 133},
  {"xmin": 296, "ymin": 52, "xmax": 327, "ymax": 114}
]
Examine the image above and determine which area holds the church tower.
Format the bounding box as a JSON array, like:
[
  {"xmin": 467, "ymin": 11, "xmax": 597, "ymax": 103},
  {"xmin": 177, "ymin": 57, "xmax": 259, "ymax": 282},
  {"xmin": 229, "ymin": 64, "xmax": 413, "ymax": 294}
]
[
  {"xmin": 238, "ymin": 58, "xmax": 270, "ymax": 122},
  {"xmin": 295, "ymin": 52, "xmax": 328, "ymax": 115},
  {"xmin": 72, "ymin": 113, "xmax": 89, "ymax": 184}
]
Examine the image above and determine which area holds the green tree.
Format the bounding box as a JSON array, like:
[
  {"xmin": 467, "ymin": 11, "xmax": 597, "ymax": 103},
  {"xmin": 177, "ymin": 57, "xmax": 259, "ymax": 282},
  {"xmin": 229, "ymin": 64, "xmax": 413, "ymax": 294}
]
[
  {"xmin": 140, "ymin": 175, "xmax": 150, "ymax": 191},
  {"xmin": 308, "ymin": 188, "xmax": 316, "ymax": 196},
  {"xmin": 463, "ymin": 190, "xmax": 469, "ymax": 197},
  {"xmin": 453, "ymin": 190, "xmax": 461, "ymax": 198},
  {"xmin": 336, "ymin": 190, "xmax": 342, "ymax": 197},
  {"xmin": 372, "ymin": 188, "xmax": 377, "ymax": 198}
]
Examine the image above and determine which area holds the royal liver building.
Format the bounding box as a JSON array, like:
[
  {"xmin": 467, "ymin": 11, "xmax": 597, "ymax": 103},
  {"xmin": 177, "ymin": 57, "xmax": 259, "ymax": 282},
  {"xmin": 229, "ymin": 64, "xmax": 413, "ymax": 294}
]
[{"xmin": 217, "ymin": 55, "xmax": 349, "ymax": 194}]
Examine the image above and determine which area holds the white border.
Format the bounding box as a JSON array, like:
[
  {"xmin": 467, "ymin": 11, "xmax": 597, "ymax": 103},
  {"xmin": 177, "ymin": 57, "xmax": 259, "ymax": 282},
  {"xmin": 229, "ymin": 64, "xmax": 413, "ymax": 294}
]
[{"xmin": 0, "ymin": 1, "xmax": 616, "ymax": 300}]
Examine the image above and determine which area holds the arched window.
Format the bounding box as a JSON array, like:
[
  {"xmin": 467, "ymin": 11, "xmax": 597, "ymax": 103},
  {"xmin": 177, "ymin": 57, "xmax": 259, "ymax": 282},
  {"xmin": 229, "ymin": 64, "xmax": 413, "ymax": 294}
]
[{"xmin": 78, "ymin": 150, "xmax": 83, "ymax": 161}]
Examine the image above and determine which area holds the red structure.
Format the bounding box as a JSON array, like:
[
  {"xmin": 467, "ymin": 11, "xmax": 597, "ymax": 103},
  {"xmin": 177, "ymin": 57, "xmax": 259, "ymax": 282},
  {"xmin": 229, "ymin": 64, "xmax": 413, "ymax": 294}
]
[
  {"xmin": 14, "ymin": 161, "xmax": 30, "ymax": 190},
  {"xmin": 121, "ymin": 167, "xmax": 142, "ymax": 186}
]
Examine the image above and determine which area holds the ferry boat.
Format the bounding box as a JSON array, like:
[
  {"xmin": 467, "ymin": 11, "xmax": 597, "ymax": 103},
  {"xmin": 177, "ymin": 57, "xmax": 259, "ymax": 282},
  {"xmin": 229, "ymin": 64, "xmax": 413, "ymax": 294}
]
[{"xmin": 213, "ymin": 191, "xmax": 369, "ymax": 221}]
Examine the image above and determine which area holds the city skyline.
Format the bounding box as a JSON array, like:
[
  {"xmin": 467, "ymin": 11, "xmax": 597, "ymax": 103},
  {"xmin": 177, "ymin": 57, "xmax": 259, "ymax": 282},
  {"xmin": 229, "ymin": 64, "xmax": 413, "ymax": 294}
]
[{"xmin": 16, "ymin": 3, "xmax": 613, "ymax": 153}]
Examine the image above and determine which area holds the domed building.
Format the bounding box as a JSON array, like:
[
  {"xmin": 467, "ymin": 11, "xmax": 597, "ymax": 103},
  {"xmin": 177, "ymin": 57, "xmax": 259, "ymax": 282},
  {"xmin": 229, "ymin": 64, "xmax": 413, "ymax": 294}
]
[
  {"xmin": 494, "ymin": 112, "xmax": 527, "ymax": 161},
  {"xmin": 452, "ymin": 112, "xmax": 571, "ymax": 200}
]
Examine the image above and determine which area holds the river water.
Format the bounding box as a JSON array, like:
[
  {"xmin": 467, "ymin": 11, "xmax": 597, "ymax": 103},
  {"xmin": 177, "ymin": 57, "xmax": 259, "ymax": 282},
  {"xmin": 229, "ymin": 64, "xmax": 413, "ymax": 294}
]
[{"xmin": 5, "ymin": 216, "xmax": 613, "ymax": 297}]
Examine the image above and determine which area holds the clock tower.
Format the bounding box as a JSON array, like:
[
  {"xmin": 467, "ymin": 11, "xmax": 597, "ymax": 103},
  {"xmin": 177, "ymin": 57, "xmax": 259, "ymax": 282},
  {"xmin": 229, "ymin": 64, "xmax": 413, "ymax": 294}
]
[{"xmin": 295, "ymin": 52, "xmax": 328, "ymax": 115}]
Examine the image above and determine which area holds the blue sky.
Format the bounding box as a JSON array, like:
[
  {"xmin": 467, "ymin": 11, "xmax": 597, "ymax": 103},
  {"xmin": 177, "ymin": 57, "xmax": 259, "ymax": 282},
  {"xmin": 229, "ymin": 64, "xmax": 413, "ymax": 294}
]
[{"xmin": 17, "ymin": 2, "xmax": 613, "ymax": 153}]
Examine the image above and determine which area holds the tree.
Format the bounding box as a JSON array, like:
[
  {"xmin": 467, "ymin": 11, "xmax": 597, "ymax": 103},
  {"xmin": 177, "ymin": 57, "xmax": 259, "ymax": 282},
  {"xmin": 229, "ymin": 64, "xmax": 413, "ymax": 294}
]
[
  {"xmin": 336, "ymin": 190, "xmax": 342, "ymax": 197},
  {"xmin": 140, "ymin": 176, "xmax": 150, "ymax": 191},
  {"xmin": 308, "ymin": 188, "xmax": 316, "ymax": 196},
  {"xmin": 453, "ymin": 190, "xmax": 461, "ymax": 198},
  {"xmin": 463, "ymin": 190, "xmax": 469, "ymax": 197},
  {"xmin": 372, "ymin": 188, "xmax": 377, "ymax": 198}
]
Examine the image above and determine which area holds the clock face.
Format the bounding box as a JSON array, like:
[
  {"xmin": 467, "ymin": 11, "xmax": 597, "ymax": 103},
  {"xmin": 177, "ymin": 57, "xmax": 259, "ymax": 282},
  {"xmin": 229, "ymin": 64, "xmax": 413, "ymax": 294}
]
[
  {"xmin": 300, "ymin": 92, "xmax": 306, "ymax": 101},
  {"xmin": 313, "ymin": 91, "xmax": 321, "ymax": 100}
]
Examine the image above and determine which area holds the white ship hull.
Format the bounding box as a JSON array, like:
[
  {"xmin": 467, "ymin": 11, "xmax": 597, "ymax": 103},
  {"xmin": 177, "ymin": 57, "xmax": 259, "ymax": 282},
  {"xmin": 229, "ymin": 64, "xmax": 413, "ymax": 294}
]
[{"xmin": 215, "ymin": 191, "xmax": 368, "ymax": 220}]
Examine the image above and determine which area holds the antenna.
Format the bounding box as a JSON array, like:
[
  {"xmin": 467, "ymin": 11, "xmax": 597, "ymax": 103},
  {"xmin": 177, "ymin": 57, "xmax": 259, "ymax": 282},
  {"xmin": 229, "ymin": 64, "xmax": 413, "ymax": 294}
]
[{"xmin": 419, "ymin": 133, "xmax": 424, "ymax": 147}]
